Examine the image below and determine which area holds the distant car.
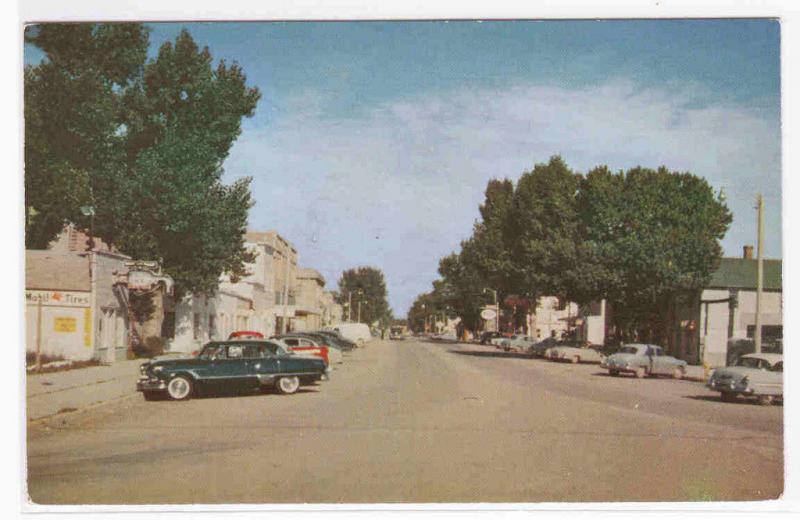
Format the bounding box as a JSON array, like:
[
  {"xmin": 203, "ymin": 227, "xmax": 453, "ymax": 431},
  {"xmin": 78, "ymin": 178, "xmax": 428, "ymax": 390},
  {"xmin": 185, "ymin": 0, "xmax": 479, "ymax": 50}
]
[
  {"xmin": 492, "ymin": 334, "xmax": 518, "ymax": 347},
  {"xmin": 389, "ymin": 327, "xmax": 405, "ymax": 340},
  {"xmin": 529, "ymin": 337, "xmax": 560, "ymax": 358},
  {"xmin": 499, "ymin": 336, "xmax": 536, "ymax": 353},
  {"xmin": 328, "ymin": 323, "xmax": 372, "ymax": 346},
  {"xmin": 136, "ymin": 340, "xmax": 328, "ymax": 400},
  {"xmin": 725, "ymin": 337, "xmax": 782, "ymax": 367},
  {"xmin": 707, "ymin": 353, "xmax": 783, "ymax": 406},
  {"xmin": 480, "ymin": 331, "xmax": 503, "ymax": 345},
  {"xmin": 275, "ymin": 334, "xmax": 340, "ymax": 365},
  {"xmin": 312, "ymin": 330, "xmax": 357, "ymax": 351},
  {"xmin": 545, "ymin": 343, "xmax": 604, "ymax": 364},
  {"xmin": 601, "ymin": 344, "xmax": 687, "ymax": 379}
]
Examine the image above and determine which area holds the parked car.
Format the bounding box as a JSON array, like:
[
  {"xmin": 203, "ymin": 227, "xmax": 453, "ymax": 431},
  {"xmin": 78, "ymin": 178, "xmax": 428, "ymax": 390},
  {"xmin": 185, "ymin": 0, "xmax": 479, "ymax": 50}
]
[
  {"xmin": 491, "ymin": 334, "xmax": 517, "ymax": 347},
  {"xmin": 707, "ymin": 353, "xmax": 783, "ymax": 405},
  {"xmin": 529, "ymin": 337, "xmax": 561, "ymax": 358},
  {"xmin": 545, "ymin": 343, "xmax": 605, "ymax": 364},
  {"xmin": 328, "ymin": 323, "xmax": 372, "ymax": 346},
  {"xmin": 275, "ymin": 334, "xmax": 339, "ymax": 365},
  {"xmin": 136, "ymin": 340, "xmax": 328, "ymax": 400},
  {"xmin": 725, "ymin": 337, "xmax": 782, "ymax": 367},
  {"xmin": 600, "ymin": 344, "xmax": 687, "ymax": 379},
  {"xmin": 312, "ymin": 330, "xmax": 357, "ymax": 351},
  {"xmin": 499, "ymin": 336, "xmax": 537, "ymax": 353},
  {"xmin": 479, "ymin": 331, "xmax": 503, "ymax": 345}
]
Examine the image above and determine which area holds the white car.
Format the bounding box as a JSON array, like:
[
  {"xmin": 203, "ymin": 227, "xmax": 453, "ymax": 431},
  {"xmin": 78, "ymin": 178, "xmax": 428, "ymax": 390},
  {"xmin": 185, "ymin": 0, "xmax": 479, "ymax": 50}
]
[
  {"xmin": 707, "ymin": 353, "xmax": 783, "ymax": 405},
  {"xmin": 545, "ymin": 344, "xmax": 604, "ymax": 364},
  {"xmin": 328, "ymin": 323, "xmax": 372, "ymax": 347}
]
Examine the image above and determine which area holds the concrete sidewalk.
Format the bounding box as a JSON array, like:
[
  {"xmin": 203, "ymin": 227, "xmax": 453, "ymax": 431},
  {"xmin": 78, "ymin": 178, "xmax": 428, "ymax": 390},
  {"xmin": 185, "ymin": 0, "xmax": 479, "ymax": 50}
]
[{"xmin": 26, "ymin": 359, "xmax": 143, "ymax": 422}]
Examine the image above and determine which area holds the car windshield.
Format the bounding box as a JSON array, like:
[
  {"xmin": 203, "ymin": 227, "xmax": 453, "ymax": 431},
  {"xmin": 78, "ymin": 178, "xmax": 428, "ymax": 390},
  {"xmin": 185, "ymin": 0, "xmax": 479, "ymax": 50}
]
[
  {"xmin": 736, "ymin": 357, "xmax": 765, "ymax": 369},
  {"xmin": 198, "ymin": 344, "xmax": 222, "ymax": 360}
]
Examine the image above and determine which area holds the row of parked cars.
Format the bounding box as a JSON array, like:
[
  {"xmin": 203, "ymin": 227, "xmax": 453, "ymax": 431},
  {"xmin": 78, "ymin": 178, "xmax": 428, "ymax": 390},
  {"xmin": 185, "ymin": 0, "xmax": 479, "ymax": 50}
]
[
  {"xmin": 479, "ymin": 332, "xmax": 783, "ymax": 406},
  {"xmin": 136, "ymin": 324, "xmax": 373, "ymax": 401}
]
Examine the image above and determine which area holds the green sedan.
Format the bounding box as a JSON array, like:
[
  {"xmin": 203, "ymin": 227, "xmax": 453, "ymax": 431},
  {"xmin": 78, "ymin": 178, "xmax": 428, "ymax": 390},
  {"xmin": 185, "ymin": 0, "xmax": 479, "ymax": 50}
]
[{"xmin": 136, "ymin": 340, "xmax": 329, "ymax": 401}]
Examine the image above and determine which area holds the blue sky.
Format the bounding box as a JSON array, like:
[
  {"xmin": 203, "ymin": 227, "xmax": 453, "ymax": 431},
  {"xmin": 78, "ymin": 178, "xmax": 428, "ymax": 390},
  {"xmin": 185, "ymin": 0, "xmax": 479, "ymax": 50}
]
[{"xmin": 26, "ymin": 20, "xmax": 782, "ymax": 316}]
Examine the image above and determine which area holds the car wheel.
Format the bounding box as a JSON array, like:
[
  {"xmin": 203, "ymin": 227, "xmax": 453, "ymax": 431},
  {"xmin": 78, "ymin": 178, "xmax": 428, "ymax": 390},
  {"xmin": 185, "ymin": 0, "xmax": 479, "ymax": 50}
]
[
  {"xmin": 672, "ymin": 366, "xmax": 685, "ymax": 380},
  {"xmin": 635, "ymin": 366, "xmax": 648, "ymax": 379},
  {"xmin": 757, "ymin": 395, "xmax": 774, "ymax": 406},
  {"xmin": 571, "ymin": 355, "xmax": 580, "ymax": 364},
  {"xmin": 166, "ymin": 376, "xmax": 193, "ymax": 401},
  {"xmin": 609, "ymin": 369, "xmax": 619, "ymax": 377},
  {"xmin": 720, "ymin": 392, "xmax": 737, "ymax": 403},
  {"xmin": 143, "ymin": 391, "xmax": 161, "ymax": 401},
  {"xmin": 276, "ymin": 376, "xmax": 300, "ymax": 395}
]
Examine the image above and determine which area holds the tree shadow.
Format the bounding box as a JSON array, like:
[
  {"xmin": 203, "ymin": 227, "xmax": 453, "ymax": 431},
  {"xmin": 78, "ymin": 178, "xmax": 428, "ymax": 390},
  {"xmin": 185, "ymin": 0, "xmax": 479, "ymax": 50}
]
[
  {"xmin": 684, "ymin": 394, "xmax": 782, "ymax": 407},
  {"xmin": 447, "ymin": 349, "xmax": 534, "ymax": 360}
]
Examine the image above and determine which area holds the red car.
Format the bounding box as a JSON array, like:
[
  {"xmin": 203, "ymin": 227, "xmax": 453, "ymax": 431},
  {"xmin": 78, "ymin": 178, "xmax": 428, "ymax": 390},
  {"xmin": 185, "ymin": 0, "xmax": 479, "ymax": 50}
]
[{"xmin": 228, "ymin": 331, "xmax": 330, "ymax": 366}]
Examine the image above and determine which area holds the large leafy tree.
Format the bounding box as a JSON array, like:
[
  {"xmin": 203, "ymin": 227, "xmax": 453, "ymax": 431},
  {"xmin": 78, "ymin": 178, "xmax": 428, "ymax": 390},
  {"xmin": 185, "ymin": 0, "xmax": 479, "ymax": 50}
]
[
  {"xmin": 25, "ymin": 24, "xmax": 261, "ymax": 296},
  {"xmin": 24, "ymin": 23, "xmax": 149, "ymax": 247},
  {"xmin": 506, "ymin": 156, "xmax": 583, "ymax": 306},
  {"xmin": 579, "ymin": 166, "xmax": 732, "ymax": 343},
  {"xmin": 336, "ymin": 267, "xmax": 392, "ymax": 327}
]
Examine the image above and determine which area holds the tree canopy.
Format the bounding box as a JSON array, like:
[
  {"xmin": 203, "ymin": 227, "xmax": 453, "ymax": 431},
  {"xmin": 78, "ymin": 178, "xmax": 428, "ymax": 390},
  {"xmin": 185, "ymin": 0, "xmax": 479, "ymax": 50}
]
[
  {"xmin": 25, "ymin": 24, "xmax": 261, "ymax": 296},
  {"xmin": 336, "ymin": 267, "xmax": 393, "ymax": 327},
  {"xmin": 411, "ymin": 155, "xmax": 732, "ymax": 346}
]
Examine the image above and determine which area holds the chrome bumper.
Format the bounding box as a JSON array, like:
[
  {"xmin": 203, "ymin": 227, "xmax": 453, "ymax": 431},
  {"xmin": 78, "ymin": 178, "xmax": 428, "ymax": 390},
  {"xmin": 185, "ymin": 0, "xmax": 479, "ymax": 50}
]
[{"xmin": 136, "ymin": 376, "xmax": 166, "ymax": 392}]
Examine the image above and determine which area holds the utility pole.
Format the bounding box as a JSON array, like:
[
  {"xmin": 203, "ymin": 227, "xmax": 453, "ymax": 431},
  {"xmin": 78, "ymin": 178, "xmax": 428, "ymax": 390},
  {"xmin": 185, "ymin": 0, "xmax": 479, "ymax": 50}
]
[
  {"xmin": 357, "ymin": 300, "xmax": 362, "ymax": 323},
  {"xmin": 347, "ymin": 291, "xmax": 352, "ymax": 322},
  {"xmin": 282, "ymin": 248, "xmax": 290, "ymax": 334},
  {"xmin": 754, "ymin": 193, "xmax": 764, "ymax": 353},
  {"xmin": 35, "ymin": 297, "xmax": 43, "ymax": 372}
]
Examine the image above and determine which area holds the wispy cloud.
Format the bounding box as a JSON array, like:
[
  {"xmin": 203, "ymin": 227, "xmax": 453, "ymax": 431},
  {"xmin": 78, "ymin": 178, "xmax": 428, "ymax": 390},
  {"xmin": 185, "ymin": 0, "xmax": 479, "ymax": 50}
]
[{"xmin": 223, "ymin": 81, "xmax": 781, "ymax": 314}]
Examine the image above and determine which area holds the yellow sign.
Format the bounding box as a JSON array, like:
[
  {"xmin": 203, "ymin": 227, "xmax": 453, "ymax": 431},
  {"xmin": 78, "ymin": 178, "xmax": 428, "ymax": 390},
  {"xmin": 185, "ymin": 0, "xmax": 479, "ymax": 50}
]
[
  {"xmin": 84, "ymin": 308, "xmax": 92, "ymax": 347},
  {"xmin": 54, "ymin": 317, "xmax": 77, "ymax": 332}
]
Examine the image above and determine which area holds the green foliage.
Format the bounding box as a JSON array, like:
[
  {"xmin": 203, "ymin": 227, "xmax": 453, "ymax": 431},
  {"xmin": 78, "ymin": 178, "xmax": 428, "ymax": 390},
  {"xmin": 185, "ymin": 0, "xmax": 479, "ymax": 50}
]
[
  {"xmin": 336, "ymin": 267, "xmax": 392, "ymax": 327},
  {"xmin": 413, "ymin": 155, "xmax": 732, "ymax": 342},
  {"xmin": 25, "ymin": 24, "xmax": 261, "ymax": 296}
]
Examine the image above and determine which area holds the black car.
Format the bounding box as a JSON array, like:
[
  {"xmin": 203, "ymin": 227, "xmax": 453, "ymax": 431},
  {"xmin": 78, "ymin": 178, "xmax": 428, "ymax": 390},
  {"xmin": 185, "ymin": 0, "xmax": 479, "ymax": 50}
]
[
  {"xmin": 136, "ymin": 340, "xmax": 328, "ymax": 401},
  {"xmin": 313, "ymin": 330, "xmax": 357, "ymax": 351},
  {"xmin": 480, "ymin": 331, "xmax": 503, "ymax": 345}
]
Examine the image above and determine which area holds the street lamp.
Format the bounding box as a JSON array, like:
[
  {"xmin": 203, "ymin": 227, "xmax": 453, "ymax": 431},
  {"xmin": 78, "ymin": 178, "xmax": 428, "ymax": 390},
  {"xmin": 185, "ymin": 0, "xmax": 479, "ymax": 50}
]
[{"xmin": 80, "ymin": 205, "xmax": 96, "ymax": 251}]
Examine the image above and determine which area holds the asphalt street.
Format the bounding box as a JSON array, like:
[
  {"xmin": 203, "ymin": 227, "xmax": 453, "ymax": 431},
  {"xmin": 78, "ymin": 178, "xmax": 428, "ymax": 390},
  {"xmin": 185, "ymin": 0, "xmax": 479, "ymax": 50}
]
[{"xmin": 26, "ymin": 339, "xmax": 783, "ymax": 504}]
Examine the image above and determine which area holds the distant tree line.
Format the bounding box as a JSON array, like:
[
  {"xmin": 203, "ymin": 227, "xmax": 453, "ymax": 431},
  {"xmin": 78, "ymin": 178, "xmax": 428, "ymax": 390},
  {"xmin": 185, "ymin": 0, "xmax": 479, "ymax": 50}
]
[
  {"xmin": 409, "ymin": 156, "xmax": 732, "ymax": 347},
  {"xmin": 335, "ymin": 267, "xmax": 393, "ymax": 328}
]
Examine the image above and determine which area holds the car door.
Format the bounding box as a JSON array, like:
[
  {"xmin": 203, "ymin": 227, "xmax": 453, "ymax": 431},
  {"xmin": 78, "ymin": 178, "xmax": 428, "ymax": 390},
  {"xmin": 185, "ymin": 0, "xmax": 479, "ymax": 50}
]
[
  {"xmin": 650, "ymin": 346, "xmax": 667, "ymax": 375},
  {"xmin": 252, "ymin": 342, "xmax": 282, "ymax": 384},
  {"xmin": 213, "ymin": 344, "xmax": 252, "ymax": 392}
]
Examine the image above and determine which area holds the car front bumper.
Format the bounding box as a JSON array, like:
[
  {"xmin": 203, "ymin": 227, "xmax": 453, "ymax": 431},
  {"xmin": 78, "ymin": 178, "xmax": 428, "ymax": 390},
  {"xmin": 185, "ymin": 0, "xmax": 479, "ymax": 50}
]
[
  {"xmin": 707, "ymin": 379, "xmax": 751, "ymax": 394},
  {"xmin": 136, "ymin": 376, "xmax": 167, "ymax": 392}
]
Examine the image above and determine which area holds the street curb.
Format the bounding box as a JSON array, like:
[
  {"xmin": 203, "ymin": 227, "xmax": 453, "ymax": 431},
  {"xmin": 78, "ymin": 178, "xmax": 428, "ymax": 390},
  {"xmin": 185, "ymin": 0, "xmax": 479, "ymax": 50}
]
[{"xmin": 28, "ymin": 391, "xmax": 139, "ymax": 426}]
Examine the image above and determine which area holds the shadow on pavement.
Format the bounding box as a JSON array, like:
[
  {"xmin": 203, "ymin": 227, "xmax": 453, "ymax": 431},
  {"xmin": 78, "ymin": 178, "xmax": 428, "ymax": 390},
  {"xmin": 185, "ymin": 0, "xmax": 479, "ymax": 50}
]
[
  {"xmin": 683, "ymin": 395, "xmax": 782, "ymax": 407},
  {"xmin": 447, "ymin": 349, "xmax": 534, "ymax": 360}
]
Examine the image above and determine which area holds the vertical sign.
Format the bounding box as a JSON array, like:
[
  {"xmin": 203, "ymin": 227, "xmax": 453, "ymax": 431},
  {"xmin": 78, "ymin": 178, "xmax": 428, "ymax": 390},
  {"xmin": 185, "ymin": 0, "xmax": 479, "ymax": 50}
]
[{"xmin": 84, "ymin": 308, "xmax": 92, "ymax": 348}]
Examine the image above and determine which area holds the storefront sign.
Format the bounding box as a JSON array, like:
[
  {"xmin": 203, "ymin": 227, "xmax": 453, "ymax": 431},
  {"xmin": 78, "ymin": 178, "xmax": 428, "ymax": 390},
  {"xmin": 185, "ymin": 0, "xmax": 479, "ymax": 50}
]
[
  {"xmin": 480, "ymin": 309, "xmax": 497, "ymax": 320},
  {"xmin": 26, "ymin": 290, "xmax": 91, "ymax": 307},
  {"xmin": 54, "ymin": 317, "xmax": 77, "ymax": 332}
]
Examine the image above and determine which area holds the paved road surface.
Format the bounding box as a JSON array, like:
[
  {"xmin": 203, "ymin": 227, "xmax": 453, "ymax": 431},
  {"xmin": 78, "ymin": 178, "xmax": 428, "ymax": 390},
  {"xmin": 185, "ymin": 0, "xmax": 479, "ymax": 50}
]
[{"xmin": 27, "ymin": 339, "xmax": 783, "ymax": 504}]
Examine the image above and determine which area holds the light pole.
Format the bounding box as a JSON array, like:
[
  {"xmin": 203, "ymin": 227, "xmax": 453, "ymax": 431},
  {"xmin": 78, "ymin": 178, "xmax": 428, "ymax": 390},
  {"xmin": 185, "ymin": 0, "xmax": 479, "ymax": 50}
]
[
  {"xmin": 358, "ymin": 299, "xmax": 368, "ymax": 324},
  {"xmin": 755, "ymin": 193, "xmax": 764, "ymax": 353}
]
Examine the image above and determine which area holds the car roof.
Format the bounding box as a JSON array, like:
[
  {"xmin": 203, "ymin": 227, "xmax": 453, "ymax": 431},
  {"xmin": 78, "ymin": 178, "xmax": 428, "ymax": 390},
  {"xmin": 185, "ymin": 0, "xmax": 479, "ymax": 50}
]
[{"xmin": 741, "ymin": 353, "xmax": 782, "ymax": 363}]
